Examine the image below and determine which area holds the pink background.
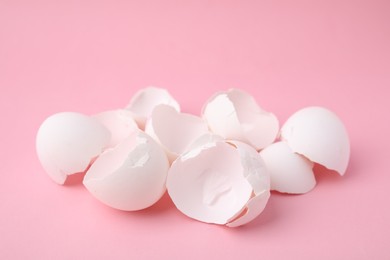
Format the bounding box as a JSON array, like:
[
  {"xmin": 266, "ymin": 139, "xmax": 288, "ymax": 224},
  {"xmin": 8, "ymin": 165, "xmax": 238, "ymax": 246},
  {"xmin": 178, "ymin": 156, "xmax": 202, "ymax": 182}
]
[{"xmin": 1, "ymin": 0, "xmax": 389, "ymax": 259}]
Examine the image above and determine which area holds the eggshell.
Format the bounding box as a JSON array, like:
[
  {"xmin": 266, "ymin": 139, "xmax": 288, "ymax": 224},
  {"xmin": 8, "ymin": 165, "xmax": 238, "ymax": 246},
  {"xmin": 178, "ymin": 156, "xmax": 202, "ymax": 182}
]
[
  {"xmin": 260, "ymin": 142, "xmax": 316, "ymax": 194},
  {"xmin": 36, "ymin": 112, "xmax": 111, "ymax": 184},
  {"xmin": 227, "ymin": 191, "xmax": 270, "ymax": 227},
  {"xmin": 202, "ymin": 89, "xmax": 279, "ymax": 150},
  {"xmin": 145, "ymin": 104, "xmax": 209, "ymax": 163},
  {"xmin": 94, "ymin": 109, "xmax": 138, "ymax": 148},
  {"xmin": 167, "ymin": 139, "xmax": 270, "ymax": 226},
  {"xmin": 280, "ymin": 107, "xmax": 350, "ymax": 175},
  {"xmin": 225, "ymin": 140, "xmax": 270, "ymax": 227},
  {"xmin": 125, "ymin": 87, "xmax": 180, "ymax": 129},
  {"xmin": 83, "ymin": 130, "xmax": 169, "ymax": 211}
]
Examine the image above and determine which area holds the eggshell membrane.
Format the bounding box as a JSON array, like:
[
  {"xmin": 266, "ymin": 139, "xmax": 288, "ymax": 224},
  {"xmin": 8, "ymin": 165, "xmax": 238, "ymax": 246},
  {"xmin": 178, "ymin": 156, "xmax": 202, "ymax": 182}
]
[
  {"xmin": 145, "ymin": 104, "xmax": 209, "ymax": 163},
  {"xmin": 260, "ymin": 142, "xmax": 316, "ymax": 194},
  {"xmin": 225, "ymin": 140, "xmax": 270, "ymax": 227},
  {"xmin": 36, "ymin": 112, "xmax": 110, "ymax": 184},
  {"xmin": 83, "ymin": 130, "xmax": 169, "ymax": 211},
  {"xmin": 280, "ymin": 106, "xmax": 350, "ymax": 175},
  {"xmin": 167, "ymin": 140, "xmax": 270, "ymax": 226},
  {"xmin": 202, "ymin": 89, "xmax": 279, "ymax": 150},
  {"xmin": 125, "ymin": 87, "xmax": 180, "ymax": 129},
  {"xmin": 94, "ymin": 109, "xmax": 138, "ymax": 148}
]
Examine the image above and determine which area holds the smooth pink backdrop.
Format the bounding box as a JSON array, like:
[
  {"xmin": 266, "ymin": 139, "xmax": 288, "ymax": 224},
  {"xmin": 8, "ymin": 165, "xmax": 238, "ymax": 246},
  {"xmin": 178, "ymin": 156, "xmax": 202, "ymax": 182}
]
[{"xmin": 1, "ymin": 1, "xmax": 389, "ymax": 259}]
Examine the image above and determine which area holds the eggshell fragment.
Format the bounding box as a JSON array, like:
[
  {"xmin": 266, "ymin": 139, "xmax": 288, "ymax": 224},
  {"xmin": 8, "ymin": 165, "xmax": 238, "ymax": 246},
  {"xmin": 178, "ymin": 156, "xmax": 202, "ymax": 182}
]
[
  {"xmin": 94, "ymin": 109, "xmax": 138, "ymax": 148},
  {"xmin": 260, "ymin": 142, "xmax": 316, "ymax": 194},
  {"xmin": 145, "ymin": 104, "xmax": 210, "ymax": 163},
  {"xmin": 83, "ymin": 130, "xmax": 169, "ymax": 211},
  {"xmin": 36, "ymin": 112, "xmax": 110, "ymax": 184},
  {"xmin": 125, "ymin": 87, "xmax": 180, "ymax": 129},
  {"xmin": 225, "ymin": 141, "xmax": 270, "ymax": 227},
  {"xmin": 280, "ymin": 107, "xmax": 350, "ymax": 175},
  {"xmin": 202, "ymin": 89, "xmax": 279, "ymax": 150},
  {"xmin": 167, "ymin": 139, "xmax": 270, "ymax": 226}
]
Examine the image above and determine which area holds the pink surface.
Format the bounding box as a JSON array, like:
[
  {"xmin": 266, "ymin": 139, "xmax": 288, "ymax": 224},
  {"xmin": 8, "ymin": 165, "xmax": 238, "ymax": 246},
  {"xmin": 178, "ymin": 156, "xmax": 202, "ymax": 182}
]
[{"xmin": 1, "ymin": 1, "xmax": 389, "ymax": 259}]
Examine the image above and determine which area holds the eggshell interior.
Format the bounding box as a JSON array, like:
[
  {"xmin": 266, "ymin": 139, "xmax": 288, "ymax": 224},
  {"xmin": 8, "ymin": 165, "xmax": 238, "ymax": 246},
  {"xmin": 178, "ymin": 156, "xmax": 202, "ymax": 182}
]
[
  {"xmin": 280, "ymin": 106, "xmax": 350, "ymax": 175},
  {"xmin": 167, "ymin": 141, "xmax": 254, "ymax": 225},
  {"xmin": 260, "ymin": 141, "xmax": 316, "ymax": 194},
  {"xmin": 126, "ymin": 87, "xmax": 180, "ymax": 129},
  {"xmin": 83, "ymin": 130, "xmax": 169, "ymax": 211},
  {"xmin": 94, "ymin": 109, "xmax": 138, "ymax": 148},
  {"xmin": 36, "ymin": 112, "xmax": 110, "ymax": 184},
  {"xmin": 202, "ymin": 89, "xmax": 279, "ymax": 150},
  {"xmin": 145, "ymin": 104, "xmax": 209, "ymax": 163}
]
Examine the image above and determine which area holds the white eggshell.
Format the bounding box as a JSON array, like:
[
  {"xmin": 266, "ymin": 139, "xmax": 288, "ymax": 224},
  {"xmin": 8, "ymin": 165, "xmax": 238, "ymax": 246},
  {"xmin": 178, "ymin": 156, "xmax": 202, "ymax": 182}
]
[
  {"xmin": 225, "ymin": 140, "xmax": 270, "ymax": 227},
  {"xmin": 83, "ymin": 130, "xmax": 169, "ymax": 211},
  {"xmin": 145, "ymin": 104, "xmax": 209, "ymax": 163},
  {"xmin": 202, "ymin": 89, "xmax": 279, "ymax": 150},
  {"xmin": 125, "ymin": 87, "xmax": 180, "ymax": 129},
  {"xmin": 260, "ymin": 142, "xmax": 316, "ymax": 194},
  {"xmin": 227, "ymin": 191, "xmax": 270, "ymax": 227},
  {"xmin": 94, "ymin": 109, "xmax": 138, "ymax": 148},
  {"xmin": 36, "ymin": 112, "xmax": 110, "ymax": 184},
  {"xmin": 280, "ymin": 107, "xmax": 350, "ymax": 175},
  {"xmin": 167, "ymin": 139, "xmax": 270, "ymax": 226}
]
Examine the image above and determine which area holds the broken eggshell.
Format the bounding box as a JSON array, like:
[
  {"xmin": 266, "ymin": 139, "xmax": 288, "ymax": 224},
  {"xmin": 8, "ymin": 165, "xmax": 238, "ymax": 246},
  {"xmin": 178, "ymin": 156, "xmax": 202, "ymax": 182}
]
[
  {"xmin": 225, "ymin": 140, "xmax": 270, "ymax": 227},
  {"xmin": 202, "ymin": 89, "xmax": 279, "ymax": 150},
  {"xmin": 280, "ymin": 106, "xmax": 350, "ymax": 175},
  {"xmin": 36, "ymin": 112, "xmax": 110, "ymax": 184},
  {"xmin": 83, "ymin": 129, "xmax": 169, "ymax": 211},
  {"xmin": 145, "ymin": 104, "xmax": 210, "ymax": 163},
  {"xmin": 94, "ymin": 109, "xmax": 138, "ymax": 148},
  {"xmin": 125, "ymin": 87, "xmax": 180, "ymax": 129},
  {"xmin": 260, "ymin": 141, "xmax": 316, "ymax": 194},
  {"xmin": 167, "ymin": 139, "xmax": 270, "ymax": 227}
]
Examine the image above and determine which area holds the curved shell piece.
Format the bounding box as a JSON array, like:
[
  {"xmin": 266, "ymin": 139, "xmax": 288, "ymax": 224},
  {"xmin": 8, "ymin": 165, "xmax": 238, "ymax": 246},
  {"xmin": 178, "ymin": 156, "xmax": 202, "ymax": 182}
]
[
  {"xmin": 36, "ymin": 112, "xmax": 110, "ymax": 184},
  {"xmin": 167, "ymin": 139, "xmax": 270, "ymax": 227},
  {"xmin": 280, "ymin": 107, "xmax": 350, "ymax": 175},
  {"xmin": 83, "ymin": 130, "xmax": 169, "ymax": 211}
]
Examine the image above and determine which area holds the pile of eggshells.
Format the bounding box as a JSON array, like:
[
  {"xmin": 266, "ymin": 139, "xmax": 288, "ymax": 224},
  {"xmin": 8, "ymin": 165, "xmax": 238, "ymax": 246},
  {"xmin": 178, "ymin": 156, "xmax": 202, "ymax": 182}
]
[{"xmin": 36, "ymin": 87, "xmax": 350, "ymax": 227}]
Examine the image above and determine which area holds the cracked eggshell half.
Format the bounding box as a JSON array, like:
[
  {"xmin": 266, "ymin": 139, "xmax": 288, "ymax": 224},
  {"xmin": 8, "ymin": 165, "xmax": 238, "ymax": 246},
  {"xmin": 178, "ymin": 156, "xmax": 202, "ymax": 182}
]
[
  {"xmin": 83, "ymin": 129, "xmax": 169, "ymax": 211},
  {"xmin": 280, "ymin": 107, "xmax": 350, "ymax": 175},
  {"xmin": 36, "ymin": 112, "xmax": 111, "ymax": 184},
  {"xmin": 202, "ymin": 89, "xmax": 279, "ymax": 150},
  {"xmin": 145, "ymin": 104, "xmax": 210, "ymax": 163},
  {"xmin": 125, "ymin": 87, "xmax": 180, "ymax": 129},
  {"xmin": 167, "ymin": 139, "xmax": 270, "ymax": 226},
  {"xmin": 94, "ymin": 109, "xmax": 138, "ymax": 148},
  {"xmin": 260, "ymin": 141, "xmax": 315, "ymax": 194}
]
